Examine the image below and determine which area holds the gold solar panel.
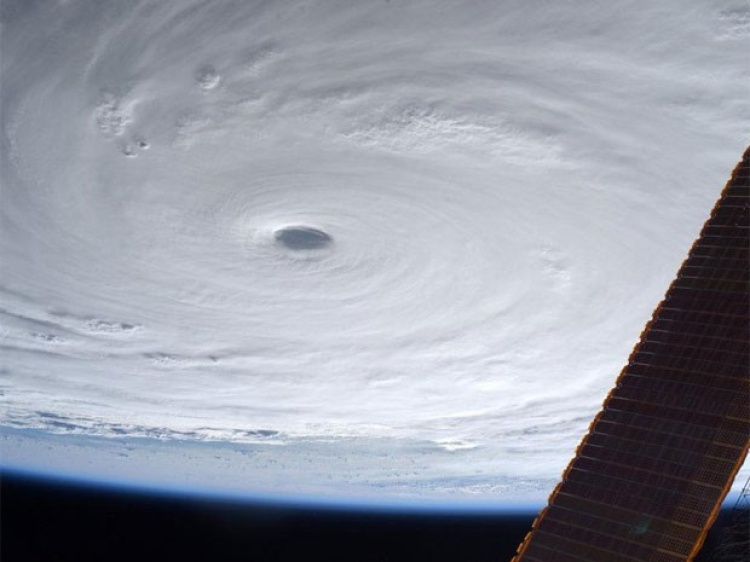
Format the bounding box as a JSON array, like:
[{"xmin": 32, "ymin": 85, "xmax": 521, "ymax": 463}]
[{"xmin": 511, "ymin": 147, "xmax": 750, "ymax": 562}]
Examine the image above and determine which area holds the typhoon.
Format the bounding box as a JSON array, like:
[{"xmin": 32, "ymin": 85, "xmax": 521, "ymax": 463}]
[{"xmin": 1, "ymin": 0, "xmax": 748, "ymax": 505}]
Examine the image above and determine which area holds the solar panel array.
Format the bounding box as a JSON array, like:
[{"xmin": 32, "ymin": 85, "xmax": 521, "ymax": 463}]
[{"xmin": 511, "ymin": 147, "xmax": 750, "ymax": 562}]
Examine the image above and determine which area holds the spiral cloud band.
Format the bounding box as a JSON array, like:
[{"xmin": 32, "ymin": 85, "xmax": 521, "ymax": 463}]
[{"xmin": 1, "ymin": 0, "xmax": 748, "ymax": 504}]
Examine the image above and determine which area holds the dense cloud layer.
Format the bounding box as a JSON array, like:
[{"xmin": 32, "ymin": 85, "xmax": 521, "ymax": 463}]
[{"xmin": 1, "ymin": 0, "xmax": 748, "ymax": 503}]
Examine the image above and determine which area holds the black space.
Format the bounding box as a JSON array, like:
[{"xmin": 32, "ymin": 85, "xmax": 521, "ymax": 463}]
[
  {"xmin": 1, "ymin": 471, "xmax": 539, "ymax": 562},
  {"xmin": 1, "ymin": 471, "xmax": 738, "ymax": 562}
]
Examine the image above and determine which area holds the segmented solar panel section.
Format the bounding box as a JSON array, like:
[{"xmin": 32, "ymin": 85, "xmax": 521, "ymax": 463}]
[{"xmin": 511, "ymin": 147, "xmax": 750, "ymax": 562}]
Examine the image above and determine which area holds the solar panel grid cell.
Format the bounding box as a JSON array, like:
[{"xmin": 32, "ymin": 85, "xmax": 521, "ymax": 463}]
[
  {"xmin": 708, "ymin": 205, "xmax": 748, "ymax": 226},
  {"xmin": 696, "ymin": 235, "xmax": 749, "ymax": 249},
  {"xmin": 669, "ymin": 506, "xmax": 719, "ymax": 529},
  {"xmin": 522, "ymin": 543, "xmax": 593, "ymax": 562},
  {"xmin": 643, "ymin": 329, "xmax": 748, "ymax": 354},
  {"xmin": 723, "ymin": 188, "xmax": 748, "ymax": 199},
  {"xmin": 682, "ymin": 256, "xmax": 747, "ymax": 273},
  {"xmin": 614, "ymin": 384, "xmax": 745, "ymax": 418},
  {"xmin": 724, "ymin": 173, "xmax": 749, "ymax": 185},
  {"xmin": 626, "ymin": 363, "xmax": 746, "ymax": 388},
  {"xmin": 593, "ymin": 420, "xmax": 745, "ymax": 458},
  {"xmin": 679, "ymin": 266, "xmax": 747, "ymax": 284},
  {"xmin": 575, "ymin": 445, "xmax": 725, "ymax": 486},
  {"xmin": 689, "ymin": 245, "xmax": 747, "ymax": 260},
  {"xmin": 628, "ymin": 351, "xmax": 746, "ymax": 377},
  {"xmin": 719, "ymin": 196, "xmax": 749, "ymax": 208},
  {"xmin": 526, "ymin": 529, "xmax": 668, "ymax": 562},
  {"xmin": 626, "ymin": 365, "xmax": 745, "ymax": 391},
  {"xmin": 650, "ymin": 551, "xmax": 689, "ymax": 562},
  {"xmin": 540, "ymin": 517, "xmax": 658, "ymax": 560},
  {"xmin": 655, "ymin": 307, "xmax": 746, "ymax": 327},
  {"xmin": 617, "ymin": 377, "xmax": 741, "ymax": 407},
  {"xmin": 583, "ymin": 433, "xmax": 716, "ymax": 468},
  {"xmin": 544, "ymin": 505, "xmax": 685, "ymax": 551},
  {"xmin": 634, "ymin": 342, "xmax": 747, "ymax": 366},
  {"xmin": 562, "ymin": 475, "xmax": 698, "ymax": 518},
  {"xmin": 602, "ymin": 400, "xmax": 748, "ymax": 440},
  {"xmin": 663, "ymin": 288, "xmax": 748, "ymax": 313},
  {"xmin": 571, "ymin": 462, "xmax": 715, "ymax": 502},
  {"xmin": 551, "ymin": 493, "xmax": 703, "ymax": 543},
  {"xmin": 673, "ymin": 276, "xmax": 748, "ymax": 293},
  {"xmin": 563, "ymin": 468, "xmax": 707, "ymax": 516}
]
